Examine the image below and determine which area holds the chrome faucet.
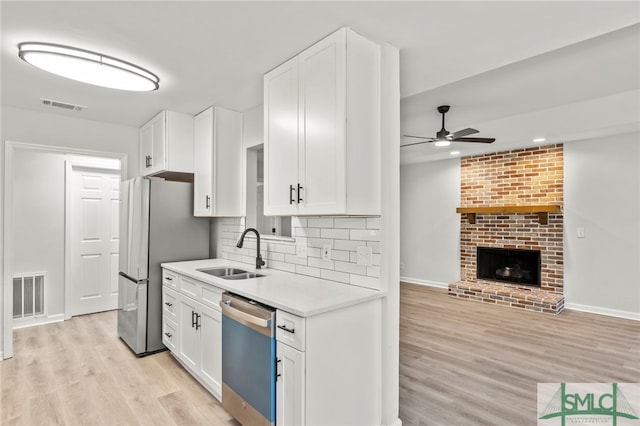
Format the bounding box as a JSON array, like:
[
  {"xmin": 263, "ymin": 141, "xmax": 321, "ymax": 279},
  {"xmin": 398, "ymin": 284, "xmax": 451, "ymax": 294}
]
[{"xmin": 236, "ymin": 228, "xmax": 266, "ymax": 269}]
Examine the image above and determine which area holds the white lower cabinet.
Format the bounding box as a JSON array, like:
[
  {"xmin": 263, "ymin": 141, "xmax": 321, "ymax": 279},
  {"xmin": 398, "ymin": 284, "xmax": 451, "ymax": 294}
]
[
  {"xmin": 163, "ymin": 271, "xmax": 223, "ymax": 400},
  {"xmin": 275, "ymin": 300, "xmax": 381, "ymax": 425},
  {"xmin": 276, "ymin": 341, "xmax": 305, "ymax": 426}
]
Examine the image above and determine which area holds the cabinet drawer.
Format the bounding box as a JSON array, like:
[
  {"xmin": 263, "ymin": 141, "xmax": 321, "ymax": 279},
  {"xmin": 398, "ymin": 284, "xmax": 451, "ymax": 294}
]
[
  {"xmin": 163, "ymin": 269, "xmax": 178, "ymax": 289},
  {"xmin": 163, "ymin": 287, "xmax": 179, "ymax": 321},
  {"xmin": 276, "ymin": 310, "xmax": 306, "ymax": 352},
  {"xmin": 200, "ymin": 285, "xmax": 223, "ymax": 311},
  {"xmin": 163, "ymin": 318, "xmax": 178, "ymax": 353},
  {"xmin": 180, "ymin": 275, "xmax": 200, "ymax": 298}
]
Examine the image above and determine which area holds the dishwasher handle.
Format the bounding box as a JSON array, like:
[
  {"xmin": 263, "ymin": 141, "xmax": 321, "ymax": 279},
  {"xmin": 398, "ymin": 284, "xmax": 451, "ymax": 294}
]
[{"xmin": 220, "ymin": 300, "xmax": 271, "ymax": 329}]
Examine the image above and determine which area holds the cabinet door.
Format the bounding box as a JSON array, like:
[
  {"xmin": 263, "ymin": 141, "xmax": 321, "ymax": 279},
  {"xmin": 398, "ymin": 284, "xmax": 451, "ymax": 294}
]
[
  {"xmin": 140, "ymin": 120, "xmax": 154, "ymax": 175},
  {"xmin": 199, "ymin": 304, "xmax": 222, "ymax": 398},
  {"xmin": 264, "ymin": 56, "xmax": 300, "ymax": 216},
  {"xmin": 276, "ymin": 342, "xmax": 305, "ymax": 426},
  {"xmin": 194, "ymin": 108, "xmax": 213, "ymax": 216},
  {"xmin": 213, "ymin": 107, "xmax": 244, "ymax": 217},
  {"xmin": 297, "ymin": 28, "xmax": 347, "ymax": 215},
  {"xmin": 178, "ymin": 297, "xmax": 200, "ymax": 371},
  {"xmin": 148, "ymin": 111, "xmax": 166, "ymax": 175}
]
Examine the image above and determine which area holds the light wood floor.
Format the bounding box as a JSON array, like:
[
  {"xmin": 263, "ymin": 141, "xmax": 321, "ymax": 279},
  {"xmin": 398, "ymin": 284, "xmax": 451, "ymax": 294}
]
[
  {"xmin": 1, "ymin": 311, "xmax": 239, "ymax": 426},
  {"xmin": 2, "ymin": 286, "xmax": 638, "ymax": 425},
  {"xmin": 399, "ymin": 283, "xmax": 640, "ymax": 425}
]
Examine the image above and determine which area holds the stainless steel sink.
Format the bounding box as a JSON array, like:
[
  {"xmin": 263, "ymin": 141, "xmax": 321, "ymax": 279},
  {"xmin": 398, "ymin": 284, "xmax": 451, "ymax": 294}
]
[
  {"xmin": 197, "ymin": 267, "xmax": 264, "ymax": 280},
  {"xmin": 223, "ymin": 272, "xmax": 265, "ymax": 280},
  {"xmin": 198, "ymin": 267, "xmax": 247, "ymax": 277}
]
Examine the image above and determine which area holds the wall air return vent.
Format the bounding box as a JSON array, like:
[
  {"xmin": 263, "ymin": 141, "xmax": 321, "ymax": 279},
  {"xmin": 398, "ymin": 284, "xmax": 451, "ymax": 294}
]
[
  {"xmin": 13, "ymin": 272, "xmax": 46, "ymax": 321},
  {"xmin": 40, "ymin": 98, "xmax": 86, "ymax": 111}
]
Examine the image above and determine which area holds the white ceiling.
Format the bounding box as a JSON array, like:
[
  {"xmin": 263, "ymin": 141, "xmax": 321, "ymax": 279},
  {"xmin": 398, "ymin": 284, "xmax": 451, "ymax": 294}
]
[{"xmin": 2, "ymin": 1, "xmax": 639, "ymax": 164}]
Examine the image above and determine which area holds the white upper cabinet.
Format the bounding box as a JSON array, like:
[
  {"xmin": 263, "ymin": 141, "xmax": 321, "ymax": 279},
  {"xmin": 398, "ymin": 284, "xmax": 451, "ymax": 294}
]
[
  {"xmin": 264, "ymin": 27, "xmax": 381, "ymax": 216},
  {"xmin": 139, "ymin": 110, "xmax": 194, "ymax": 177},
  {"xmin": 193, "ymin": 106, "xmax": 244, "ymax": 217}
]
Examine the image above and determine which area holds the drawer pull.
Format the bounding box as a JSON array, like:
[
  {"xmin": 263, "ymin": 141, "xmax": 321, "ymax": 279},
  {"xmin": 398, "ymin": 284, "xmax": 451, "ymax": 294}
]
[
  {"xmin": 164, "ymin": 302, "xmax": 173, "ymax": 307},
  {"xmin": 164, "ymin": 332, "xmax": 172, "ymax": 338},
  {"xmin": 165, "ymin": 277, "xmax": 173, "ymax": 281},
  {"xmin": 277, "ymin": 324, "xmax": 295, "ymax": 334}
]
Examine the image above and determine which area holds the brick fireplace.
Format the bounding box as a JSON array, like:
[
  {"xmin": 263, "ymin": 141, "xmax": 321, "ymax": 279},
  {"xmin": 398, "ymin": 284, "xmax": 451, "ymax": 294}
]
[{"xmin": 448, "ymin": 144, "xmax": 565, "ymax": 314}]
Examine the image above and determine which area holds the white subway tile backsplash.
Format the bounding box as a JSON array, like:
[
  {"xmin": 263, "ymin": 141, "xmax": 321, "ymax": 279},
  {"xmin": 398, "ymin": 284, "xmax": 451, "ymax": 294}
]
[
  {"xmin": 307, "ymin": 217, "xmax": 334, "ymax": 228},
  {"xmin": 366, "ymin": 217, "xmax": 381, "ymax": 229},
  {"xmin": 267, "ymin": 251, "xmax": 285, "ymax": 262},
  {"xmin": 291, "ymin": 217, "xmax": 308, "ymax": 228},
  {"xmin": 308, "ymin": 238, "xmax": 334, "ymax": 249},
  {"xmin": 331, "ymin": 249, "xmax": 350, "ymax": 262},
  {"xmin": 367, "ymin": 241, "xmax": 381, "ymax": 254},
  {"xmin": 350, "ymin": 229, "xmax": 380, "ymax": 241},
  {"xmin": 308, "ymin": 257, "xmax": 334, "ymax": 270},
  {"xmin": 218, "ymin": 216, "xmax": 380, "ymax": 289},
  {"xmin": 274, "ymin": 244, "xmax": 296, "ymax": 255},
  {"xmin": 334, "ymin": 218, "xmax": 366, "ymax": 229},
  {"xmin": 321, "ymin": 269, "xmax": 350, "ymax": 283},
  {"xmin": 285, "ymin": 254, "xmax": 308, "ymax": 266},
  {"xmin": 367, "ymin": 266, "xmax": 380, "ymax": 278},
  {"xmin": 307, "ymin": 247, "xmax": 321, "ymax": 258},
  {"xmin": 320, "ymin": 228, "xmax": 350, "ymax": 240},
  {"xmin": 295, "ymin": 265, "xmax": 321, "ymax": 278},
  {"xmin": 268, "ymin": 260, "xmax": 296, "ymax": 273},
  {"xmin": 334, "ymin": 239, "xmax": 365, "ymax": 251},
  {"xmin": 334, "ymin": 260, "xmax": 367, "ymax": 275},
  {"xmin": 301, "ymin": 227, "xmax": 321, "ymax": 238},
  {"xmin": 350, "ymin": 274, "xmax": 379, "ymax": 289}
]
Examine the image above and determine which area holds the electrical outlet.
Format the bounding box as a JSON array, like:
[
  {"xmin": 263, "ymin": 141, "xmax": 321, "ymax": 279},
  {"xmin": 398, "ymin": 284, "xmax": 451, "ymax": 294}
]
[
  {"xmin": 577, "ymin": 227, "xmax": 585, "ymax": 238},
  {"xmin": 400, "ymin": 262, "xmax": 404, "ymax": 270},
  {"xmin": 296, "ymin": 241, "xmax": 307, "ymax": 258},
  {"xmin": 322, "ymin": 245, "xmax": 332, "ymax": 261},
  {"xmin": 356, "ymin": 246, "xmax": 373, "ymax": 266}
]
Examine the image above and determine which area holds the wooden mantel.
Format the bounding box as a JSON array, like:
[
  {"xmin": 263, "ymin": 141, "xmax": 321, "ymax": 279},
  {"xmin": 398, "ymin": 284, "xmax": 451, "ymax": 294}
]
[{"xmin": 456, "ymin": 205, "xmax": 562, "ymax": 225}]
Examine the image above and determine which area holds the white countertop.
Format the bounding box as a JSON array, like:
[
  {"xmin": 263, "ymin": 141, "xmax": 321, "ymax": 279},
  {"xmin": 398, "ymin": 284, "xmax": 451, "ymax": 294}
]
[{"xmin": 161, "ymin": 258, "xmax": 385, "ymax": 317}]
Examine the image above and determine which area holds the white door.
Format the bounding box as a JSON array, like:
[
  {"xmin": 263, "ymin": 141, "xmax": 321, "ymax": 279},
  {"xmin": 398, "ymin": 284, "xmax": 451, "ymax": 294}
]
[{"xmin": 69, "ymin": 167, "xmax": 120, "ymax": 316}]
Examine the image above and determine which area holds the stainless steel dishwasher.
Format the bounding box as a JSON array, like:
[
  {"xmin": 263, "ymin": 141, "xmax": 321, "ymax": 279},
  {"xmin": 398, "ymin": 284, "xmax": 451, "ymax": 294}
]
[{"xmin": 220, "ymin": 292, "xmax": 276, "ymax": 426}]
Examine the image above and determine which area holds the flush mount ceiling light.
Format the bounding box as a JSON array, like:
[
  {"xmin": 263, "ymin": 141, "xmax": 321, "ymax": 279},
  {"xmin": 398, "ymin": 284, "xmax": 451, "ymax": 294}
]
[
  {"xmin": 18, "ymin": 42, "xmax": 159, "ymax": 91},
  {"xmin": 533, "ymin": 137, "xmax": 547, "ymax": 143}
]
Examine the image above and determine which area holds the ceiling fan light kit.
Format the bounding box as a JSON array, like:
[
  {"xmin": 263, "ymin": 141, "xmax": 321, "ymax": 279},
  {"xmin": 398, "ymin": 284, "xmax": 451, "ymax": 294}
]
[
  {"xmin": 402, "ymin": 105, "xmax": 496, "ymax": 148},
  {"xmin": 18, "ymin": 42, "xmax": 160, "ymax": 91}
]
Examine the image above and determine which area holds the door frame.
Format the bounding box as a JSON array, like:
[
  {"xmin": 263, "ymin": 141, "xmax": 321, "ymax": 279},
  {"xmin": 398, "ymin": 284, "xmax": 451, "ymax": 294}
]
[
  {"xmin": 3, "ymin": 141, "xmax": 127, "ymax": 359},
  {"xmin": 64, "ymin": 160, "xmax": 121, "ymax": 320}
]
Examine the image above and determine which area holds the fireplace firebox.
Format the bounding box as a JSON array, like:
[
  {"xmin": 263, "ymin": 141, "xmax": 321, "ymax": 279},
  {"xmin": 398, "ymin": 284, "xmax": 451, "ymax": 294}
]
[{"xmin": 477, "ymin": 247, "xmax": 541, "ymax": 287}]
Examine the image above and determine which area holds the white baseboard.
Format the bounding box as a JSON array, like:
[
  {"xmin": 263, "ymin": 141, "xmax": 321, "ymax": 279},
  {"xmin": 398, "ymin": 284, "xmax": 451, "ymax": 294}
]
[
  {"xmin": 565, "ymin": 303, "xmax": 640, "ymax": 321},
  {"xmin": 400, "ymin": 276, "xmax": 449, "ymax": 289},
  {"xmin": 0, "ymin": 351, "xmax": 4, "ymax": 360},
  {"xmin": 12, "ymin": 313, "xmax": 65, "ymax": 330},
  {"xmin": 385, "ymin": 417, "xmax": 402, "ymax": 426}
]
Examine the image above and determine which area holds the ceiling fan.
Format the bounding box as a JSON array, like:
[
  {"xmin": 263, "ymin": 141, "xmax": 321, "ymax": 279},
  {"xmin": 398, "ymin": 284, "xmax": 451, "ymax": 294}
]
[{"xmin": 401, "ymin": 105, "xmax": 495, "ymax": 148}]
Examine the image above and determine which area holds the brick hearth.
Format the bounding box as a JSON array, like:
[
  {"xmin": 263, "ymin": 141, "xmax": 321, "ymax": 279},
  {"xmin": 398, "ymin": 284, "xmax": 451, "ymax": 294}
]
[{"xmin": 449, "ymin": 145, "xmax": 565, "ymax": 314}]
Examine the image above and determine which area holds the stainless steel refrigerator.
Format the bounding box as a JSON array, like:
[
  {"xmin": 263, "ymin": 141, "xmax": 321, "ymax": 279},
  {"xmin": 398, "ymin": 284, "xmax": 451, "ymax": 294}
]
[{"xmin": 118, "ymin": 177, "xmax": 209, "ymax": 356}]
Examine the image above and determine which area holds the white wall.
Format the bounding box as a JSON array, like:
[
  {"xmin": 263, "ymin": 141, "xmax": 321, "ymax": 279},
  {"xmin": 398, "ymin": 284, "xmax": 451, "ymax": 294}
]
[
  {"xmin": 1, "ymin": 106, "xmax": 138, "ymax": 357},
  {"xmin": 564, "ymin": 132, "xmax": 640, "ymax": 318},
  {"xmin": 1, "ymin": 106, "xmax": 138, "ymax": 176},
  {"xmin": 400, "ymin": 157, "xmax": 461, "ymax": 287}
]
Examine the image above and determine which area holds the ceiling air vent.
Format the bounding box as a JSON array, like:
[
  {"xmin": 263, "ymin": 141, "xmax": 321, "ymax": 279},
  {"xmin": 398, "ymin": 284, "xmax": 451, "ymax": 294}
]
[{"xmin": 40, "ymin": 98, "xmax": 86, "ymax": 112}]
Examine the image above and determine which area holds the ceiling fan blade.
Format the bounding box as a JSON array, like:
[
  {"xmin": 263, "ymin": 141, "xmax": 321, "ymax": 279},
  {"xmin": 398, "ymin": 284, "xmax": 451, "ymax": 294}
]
[
  {"xmin": 451, "ymin": 137, "xmax": 496, "ymax": 144},
  {"xmin": 400, "ymin": 138, "xmax": 435, "ymax": 148},
  {"xmin": 403, "ymin": 135, "xmax": 436, "ymax": 140},
  {"xmin": 448, "ymin": 128, "xmax": 478, "ymax": 139}
]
